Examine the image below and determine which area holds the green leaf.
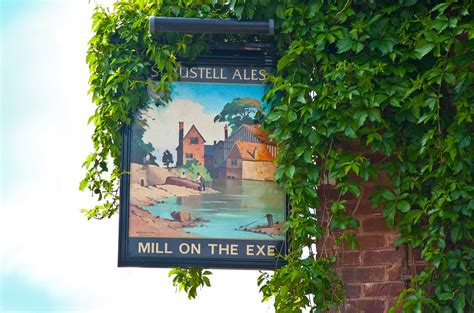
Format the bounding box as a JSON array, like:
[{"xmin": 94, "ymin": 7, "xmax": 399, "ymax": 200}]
[
  {"xmin": 288, "ymin": 110, "xmax": 297, "ymax": 122},
  {"xmin": 348, "ymin": 184, "xmax": 360, "ymax": 197},
  {"xmin": 370, "ymin": 38, "xmax": 395, "ymax": 54},
  {"xmin": 234, "ymin": 6, "xmax": 244, "ymax": 19},
  {"xmin": 454, "ymin": 293, "xmax": 465, "ymax": 312},
  {"xmin": 295, "ymin": 146, "xmax": 306, "ymax": 158},
  {"xmin": 354, "ymin": 42, "xmax": 364, "ymax": 53},
  {"xmin": 403, "ymin": 210, "xmax": 423, "ymax": 224},
  {"xmin": 397, "ymin": 200, "xmax": 411, "ymax": 213},
  {"xmin": 444, "ymin": 72, "xmax": 455, "ymax": 85},
  {"xmin": 344, "ymin": 126, "xmax": 356, "ymax": 138},
  {"xmin": 438, "ymin": 292, "xmax": 453, "ymax": 301},
  {"xmin": 450, "ymin": 225, "xmax": 462, "ymax": 243},
  {"xmin": 381, "ymin": 190, "xmax": 396, "ymax": 201},
  {"xmin": 384, "ymin": 203, "xmax": 396, "ymax": 226},
  {"xmin": 286, "ymin": 165, "xmax": 296, "ymax": 179},
  {"xmin": 415, "ymin": 42, "xmax": 435, "ymax": 59},
  {"xmin": 277, "ymin": 54, "xmax": 292, "ymax": 71},
  {"xmin": 354, "ymin": 111, "xmax": 368, "ymax": 127},
  {"xmin": 79, "ymin": 179, "xmax": 88, "ymax": 191},
  {"xmin": 336, "ymin": 36, "xmax": 353, "ymax": 53},
  {"xmin": 297, "ymin": 94, "xmax": 306, "ymax": 104}
]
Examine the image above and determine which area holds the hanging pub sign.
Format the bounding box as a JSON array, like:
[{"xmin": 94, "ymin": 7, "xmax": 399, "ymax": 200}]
[{"xmin": 118, "ymin": 46, "xmax": 287, "ymax": 269}]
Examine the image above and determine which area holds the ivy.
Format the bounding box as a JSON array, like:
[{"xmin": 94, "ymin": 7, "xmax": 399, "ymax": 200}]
[
  {"xmin": 84, "ymin": 0, "xmax": 474, "ymax": 312},
  {"xmin": 168, "ymin": 268, "xmax": 212, "ymax": 299}
]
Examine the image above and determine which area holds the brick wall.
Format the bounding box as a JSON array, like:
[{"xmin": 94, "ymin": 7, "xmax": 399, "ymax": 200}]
[
  {"xmin": 182, "ymin": 126, "xmax": 205, "ymax": 165},
  {"xmin": 317, "ymin": 168, "xmax": 424, "ymax": 312}
]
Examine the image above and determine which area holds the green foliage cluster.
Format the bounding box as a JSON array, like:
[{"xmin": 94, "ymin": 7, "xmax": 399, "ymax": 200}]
[
  {"xmin": 84, "ymin": 0, "xmax": 473, "ymax": 311},
  {"xmin": 181, "ymin": 159, "xmax": 213, "ymax": 183},
  {"xmin": 168, "ymin": 268, "xmax": 212, "ymax": 299}
]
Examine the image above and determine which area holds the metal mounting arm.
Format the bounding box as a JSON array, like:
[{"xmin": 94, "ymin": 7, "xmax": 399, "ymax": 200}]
[{"xmin": 149, "ymin": 17, "xmax": 274, "ymax": 36}]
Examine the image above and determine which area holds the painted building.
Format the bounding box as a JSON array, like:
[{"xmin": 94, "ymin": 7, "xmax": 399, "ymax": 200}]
[
  {"xmin": 175, "ymin": 121, "xmax": 277, "ymax": 181},
  {"xmin": 176, "ymin": 121, "xmax": 206, "ymax": 166},
  {"xmin": 211, "ymin": 124, "xmax": 278, "ymax": 181},
  {"xmin": 226, "ymin": 141, "xmax": 277, "ymax": 181}
]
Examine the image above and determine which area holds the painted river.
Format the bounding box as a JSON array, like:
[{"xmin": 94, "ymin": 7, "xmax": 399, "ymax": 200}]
[{"xmin": 144, "ymin": 179, "xmax": 286, "ymax": 240}]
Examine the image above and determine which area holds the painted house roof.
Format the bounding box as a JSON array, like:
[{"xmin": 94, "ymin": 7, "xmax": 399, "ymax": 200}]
[
  {"xmin": 241, "ymin": 124, "xmax": 273, "ymax": 145},
  {"xmin": 228, "ymin": 141, "xmax": 274, "ymax": 162},
  {"xmin": 183, "ymin": 125, "xmax": 206, "ymax": 142},
  {"xmin": 177, "ymin": 124, "xmax": 206, "ymax": 150}
]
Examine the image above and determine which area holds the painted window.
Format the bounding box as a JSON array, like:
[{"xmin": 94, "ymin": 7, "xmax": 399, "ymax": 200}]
[
  {"xmin": 185, "ymin": 153, "xmax": 193, "ymax": 158},
  {"xmin": 190, "ymin": 137, "xmax": 199, "ymax": 144},
  {"xmin": 231, "ymin": 159, "xmax": 238, "ymax": 166}
]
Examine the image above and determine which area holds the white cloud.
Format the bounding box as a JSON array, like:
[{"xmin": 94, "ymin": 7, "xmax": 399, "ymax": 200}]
[{"xmin": 0, "ymin": 1, "xmax": 275, "ymax": 312}]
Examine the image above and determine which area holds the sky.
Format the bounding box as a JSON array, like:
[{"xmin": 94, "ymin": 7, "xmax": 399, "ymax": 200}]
[{"xmin": 0, "ymin": 1, "xmax": 276, "ymax": 312}]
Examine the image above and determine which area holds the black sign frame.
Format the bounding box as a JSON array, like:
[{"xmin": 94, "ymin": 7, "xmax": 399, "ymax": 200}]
[{"xmin": 118, "ymin": 46, "xmax": 289, "ymax": 269}]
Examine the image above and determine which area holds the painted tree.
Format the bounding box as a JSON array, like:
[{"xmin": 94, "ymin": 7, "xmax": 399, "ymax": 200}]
[
  {"xmin": 162, "ymin": 149, "xmax": 174, "ymax": 168},
  {"xmin": 214, "ymin": 97, "xmax": 261, "ymax": 131},
  {"xmin": 131, "ymin": 113, "xmax": 158, "ymax": 165}
]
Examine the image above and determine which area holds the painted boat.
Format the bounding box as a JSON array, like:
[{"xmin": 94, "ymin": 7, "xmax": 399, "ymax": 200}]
[{"xmin": 165, "ymin": 176, "xmax": 200, "ymax": 190}]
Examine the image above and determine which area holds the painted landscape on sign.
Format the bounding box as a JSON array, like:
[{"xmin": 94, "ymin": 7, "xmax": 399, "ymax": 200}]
[{"xmin": 128, "ymin": 82, "xmax": 286, "ymax": 240}]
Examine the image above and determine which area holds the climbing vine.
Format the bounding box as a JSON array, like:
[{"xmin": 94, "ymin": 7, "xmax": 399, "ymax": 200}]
[{"xmin": 83, "ymin": 0, "xmax": 473, "ymax": 312}]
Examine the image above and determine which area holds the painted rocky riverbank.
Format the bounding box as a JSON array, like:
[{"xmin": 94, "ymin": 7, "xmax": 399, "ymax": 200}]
[
  {"xmin": 129, "ymin": 182, "xmax": 218, "ymax": 237},
  {"xmin": 242, "ymin": 221, "xmax": 284, "ymax": 237}
]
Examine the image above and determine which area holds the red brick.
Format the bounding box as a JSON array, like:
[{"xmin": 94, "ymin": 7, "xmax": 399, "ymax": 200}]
[
  {"xmin": 339, "ymin": 266, "xmax": 386, "ymax": 283},
  {"xmin": 409, "ymin": 248, "xmax": 424, "ymax": 262},
  {"xmin": 361, "ymin": 215, "xmax": 391, "ymax": 232},
  {"xmin": 315, "ymin": 158, "xmax": 425, "ymax": 312},
  {"xmin": 364, "ymin": 282, "xmax": 404, "ymax": 297},
  {"xmin": 339, "ymin": 197, "xmax": 381, "ymax": 217},
  {"xmin": 387, "ymin": 263, "xmax": 402, "ymax": 280},
  {"xmin": 321, "ymin": 234, "xmax": 395, "ymax": 253},
  {"xmin": 408, "ymin": 263, "xmax": 427, "ymax": 276},
  {"xmin": 385, "ymin": 232, "xmax": 400, "ymax": 245},
  {"xmin": 345, "ymin": 283, "xmax": 363, "ymax": 298},
  {"xmin": 337, "ymin": 251, "xmax": 362, "ymax": 266},
  {"xmin": 359, "ymin": 184, "xmax": 376, "ymax": 202},
  {"xmin": 344, "ymin": 299, "xmax": 386, "ymax": 313},
  {"xmin": 318, "ymin": 219, "xmax": 330, "ymax": 229},
  {"xmin": 353, "ymin": 200, "xmax": 381, "ymax": 216},
  {"xmin": 362, "ymin": 169, "xmax": 391, "ymax": 185},
  {"xmin": 318, "ymin": 185, "xmax": 361, "ymax": 201},
  {"xmin": 315, "ymin": 242, "xmax": 332, "ymax": 255},
  {"xmin": 357, "ymin": 235, "xmax": 388, "ymax": 250},
  {"xmin": 375, "ymin": 171, "xmax": 391, "ymax": 185},
  {"xmin": 366, "ymin": 152, "xmax": 386, "ymax": 164},
  {"xmin": 340, "ymin": 303, "xmax": 359, "ymax": 313},
  {"xmin": 317, "ymin": 186, "xmax": 340, "ymax": 201},
  {"xmin": 363, "ymin": 249, "xmax": 403, "ymax": 265},
  {"xmin": 387, "ymin": 297, "xmax": 403, "ymax": 312}
]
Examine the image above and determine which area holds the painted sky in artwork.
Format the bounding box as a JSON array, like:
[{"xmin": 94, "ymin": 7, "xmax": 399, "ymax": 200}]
[
  {"xmin": 171, "ymin": 82, "xmax": 268, "ymax": 113},
  {"xmin": 143, "ymin": 82, "xmax": 267, "ymax": 165}
]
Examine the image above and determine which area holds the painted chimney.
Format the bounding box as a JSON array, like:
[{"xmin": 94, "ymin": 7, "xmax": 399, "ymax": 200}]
[
  {"xmin": 224, "ymin": 125, "xmax": 228, "ymax": 139},
  {"xmin": 177, "ymin": 121, "xmax": 184, "ymax": 166},
  {"xmin": 179, "ymin": 121, "xmax": 184, "ymax": 144}
]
